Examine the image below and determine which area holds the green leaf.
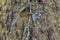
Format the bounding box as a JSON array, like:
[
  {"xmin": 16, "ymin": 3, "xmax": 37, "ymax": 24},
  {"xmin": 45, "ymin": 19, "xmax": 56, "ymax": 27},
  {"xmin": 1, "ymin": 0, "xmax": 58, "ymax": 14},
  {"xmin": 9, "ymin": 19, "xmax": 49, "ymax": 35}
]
[
  {"xmin": 21, "ymin": 2, "xmax": 27, "ymax": 5},
  {"xmin": 20, "ymin": 2, "xmax": 34, "ymax": 12},
  {"xmin": 20, "ymin": 6, "xmax": 27, "ymax": 12},
  {"xmin": 32, "ymin": 13, "xmax": 39, "ymax": 22},
  {"xmin": 24, "ymin": 24, "xmax": 31, "ymax": 32}
]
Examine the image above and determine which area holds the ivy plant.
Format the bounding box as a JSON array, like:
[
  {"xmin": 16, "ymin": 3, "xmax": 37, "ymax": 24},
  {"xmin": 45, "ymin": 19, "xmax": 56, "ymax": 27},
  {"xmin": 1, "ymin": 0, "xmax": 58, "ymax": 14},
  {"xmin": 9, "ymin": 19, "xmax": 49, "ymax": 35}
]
[{"xmin": 20, "ymin": 2, "xmax": 33, "ymax": 12}]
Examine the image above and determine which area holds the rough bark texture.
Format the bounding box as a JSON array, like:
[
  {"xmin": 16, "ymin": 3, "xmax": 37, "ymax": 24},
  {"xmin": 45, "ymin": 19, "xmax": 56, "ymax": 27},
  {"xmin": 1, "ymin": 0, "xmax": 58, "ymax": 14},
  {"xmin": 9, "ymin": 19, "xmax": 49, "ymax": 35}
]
[{"xmin": 0, "ymin": 0, "xmax": 60, "ymax": 40}]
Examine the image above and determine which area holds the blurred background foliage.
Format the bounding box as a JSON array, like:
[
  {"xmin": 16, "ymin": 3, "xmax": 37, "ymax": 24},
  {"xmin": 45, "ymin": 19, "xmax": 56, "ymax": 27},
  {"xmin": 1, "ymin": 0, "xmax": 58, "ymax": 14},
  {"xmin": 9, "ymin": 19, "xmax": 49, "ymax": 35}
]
[{"xmin": 0, "ymin": 0, "xmax": 60, "ymax": 40}]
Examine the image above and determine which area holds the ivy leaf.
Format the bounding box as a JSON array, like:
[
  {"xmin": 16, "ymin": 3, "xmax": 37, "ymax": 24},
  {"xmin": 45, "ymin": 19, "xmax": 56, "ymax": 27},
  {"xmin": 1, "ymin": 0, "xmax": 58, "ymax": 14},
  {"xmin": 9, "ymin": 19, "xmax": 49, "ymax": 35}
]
[
  {"xmin": 32, "ymin": 13, "xmax": 39, "ymax": 22},
  {"xmin": 20, "ymin": 2, "xmax": 27, "ymax": 12},
  {"xmin": 24, "ymin": 24, "xmax": 31, "ymax": 32},
  {"xmin": 24, "ymin": 25, "xmax": 29, "ymax": 32},
  {"xmin": 20, "ymin": 2, "xmax": 34, "ymax": 12},
  {"xmin": 21, "ymin": 2, "xmax": 27, "ymax": 6}
]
